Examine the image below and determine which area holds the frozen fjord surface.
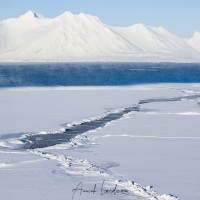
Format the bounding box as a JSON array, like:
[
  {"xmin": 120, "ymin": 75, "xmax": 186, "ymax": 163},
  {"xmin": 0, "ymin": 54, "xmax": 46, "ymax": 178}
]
[
  {"xmin": 0, "ymin": 84, "xmax": 200, "ymax": 200},
  {"xmin": 81, "ymin": 101, "xmax": 200, "ymax": 200},
  {"xmin": 0, "ymin": 85, "xmax": 183, "ymax": 135}
]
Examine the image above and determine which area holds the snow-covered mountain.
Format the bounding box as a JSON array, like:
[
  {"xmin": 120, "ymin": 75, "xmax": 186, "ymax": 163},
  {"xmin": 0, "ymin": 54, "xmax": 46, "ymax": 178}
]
[
  {"xmin": 186, "ymin": 31, "xmax": 200, "ymax": 53},
  {"xmin": 0, "ymin": 10, "xmax": 199, "ymax": 62}
]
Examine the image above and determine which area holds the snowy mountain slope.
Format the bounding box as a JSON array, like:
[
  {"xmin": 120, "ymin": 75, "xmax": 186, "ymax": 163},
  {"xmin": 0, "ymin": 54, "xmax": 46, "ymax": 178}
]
[
  {"xmin": 186, "ymin": 31, "xmax": 200, "ymax": 52},
  {"xmin": 111, "ymin": 24, "xmax": 194, "ymax": 53},
  {"xmin": 0, "ymin": 10, "xmax": 200, "ymax": 62},
  {"xmin": 0, "ymin": 11, "xmax": 134, "ymax": 61}
]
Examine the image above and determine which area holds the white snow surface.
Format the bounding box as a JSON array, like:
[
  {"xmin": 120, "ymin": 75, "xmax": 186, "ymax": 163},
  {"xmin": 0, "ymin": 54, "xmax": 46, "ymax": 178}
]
[
  {"xmin": 186, "ymin": 31, "xmax": 200, "ymax": 52},
  {"xmin": 0, "ymin": 10, "xmax": 200, "ymax": 62},
  {"xmin": 0, "ymin": 84, "xmax": 200, "ymax": 200}
]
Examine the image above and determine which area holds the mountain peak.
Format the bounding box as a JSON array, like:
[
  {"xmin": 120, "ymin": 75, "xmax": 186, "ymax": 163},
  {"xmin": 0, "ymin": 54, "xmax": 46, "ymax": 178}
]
[
  {"xmin": 58, "ymin": 11, "xmax": 82, "ymax": 20},
  {"xmin": 193, "ymin": 31, "xmax": 200, "ymax": 39},
  {"xmin": 129, "ymin": 23, "xmax": 151, "ymax": 31},
  {"xmin": 130, "ymin": 23, "xmax": 145, "ymax": 28},
  {"xmin": 20, "ymin": 10, "xmax": 44, "ymax": 19},
  {"xmin": 58, "ymin": 11, "xmax": 100, "ymax": 22},
  {"xmin": 61, "ymin": 11, "xmax": 73, "ymax": 17}
]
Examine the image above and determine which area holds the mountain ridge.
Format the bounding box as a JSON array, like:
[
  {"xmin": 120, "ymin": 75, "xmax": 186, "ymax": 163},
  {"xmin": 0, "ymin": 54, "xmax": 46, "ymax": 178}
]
[{"xmin": 0, "ymin": 11, "xmax": 200, "ymax": 62}]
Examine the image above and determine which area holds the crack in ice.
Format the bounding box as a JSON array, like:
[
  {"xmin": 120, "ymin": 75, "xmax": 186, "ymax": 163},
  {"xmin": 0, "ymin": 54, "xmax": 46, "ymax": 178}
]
[{"xmin": 1, "ymin": 92, "xmax": 199, "ymax": 200}]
